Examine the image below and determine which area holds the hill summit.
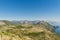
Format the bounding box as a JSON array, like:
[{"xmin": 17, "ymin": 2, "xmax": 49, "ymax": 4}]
[{"xmin": 0, "ymin": 20, "xmax": 59, "ymax": 40}]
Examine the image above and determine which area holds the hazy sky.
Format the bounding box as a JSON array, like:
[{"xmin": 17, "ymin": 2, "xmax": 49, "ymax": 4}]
[{"xmin": 0, "ymin": 0, "xmax": 60, "ymax": 21}]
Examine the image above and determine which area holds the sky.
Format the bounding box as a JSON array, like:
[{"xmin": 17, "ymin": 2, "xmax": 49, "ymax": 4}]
[{"xmin": 0, "ymin": 0, "xmax": 60, "ymax": 21}]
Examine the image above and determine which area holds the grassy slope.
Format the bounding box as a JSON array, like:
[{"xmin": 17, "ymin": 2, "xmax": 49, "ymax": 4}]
[{"xmin": 0, "ymin": 21, "xmax": 60, "ymax": 40}]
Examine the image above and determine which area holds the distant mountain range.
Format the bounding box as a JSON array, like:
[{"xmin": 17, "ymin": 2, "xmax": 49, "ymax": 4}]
[
  {"xmin": 0, "ymin": 20, "xmax": 60, "ymax": 26},
  {"xmin": 0, "ymin": 20, "xmax": 60, "ymax": 40},
  {"xmin": 8, "ymin": 20, "xmax": 60, "ymax": 34},
  {"xmin": 0, "ymin": 20, "xmax": 60, "ymax": 34}
]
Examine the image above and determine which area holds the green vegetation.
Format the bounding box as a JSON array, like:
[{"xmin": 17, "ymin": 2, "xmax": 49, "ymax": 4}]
[{"xmin": 0, "ymin": 20, "xmax": 59, "ymax": 40}]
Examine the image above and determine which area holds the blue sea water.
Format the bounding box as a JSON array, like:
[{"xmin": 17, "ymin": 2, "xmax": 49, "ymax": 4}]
[
  {"xmin": 48, "ymin": 21, "xmax": 60, "ymax": 34},
  {"xmin": 55, "ymin": 27, "xmax": 60, "ymax": 34}
]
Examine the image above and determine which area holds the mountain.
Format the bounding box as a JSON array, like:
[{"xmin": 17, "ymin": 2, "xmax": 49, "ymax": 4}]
[{"xmin": 0, "ymin": 20, "xmax": 59, "ymax": 40}]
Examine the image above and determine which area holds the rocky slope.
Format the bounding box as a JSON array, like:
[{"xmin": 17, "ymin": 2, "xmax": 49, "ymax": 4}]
[{"xmin": 0, "ymin": 21, "xmax": 59, "ymax": 40}]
